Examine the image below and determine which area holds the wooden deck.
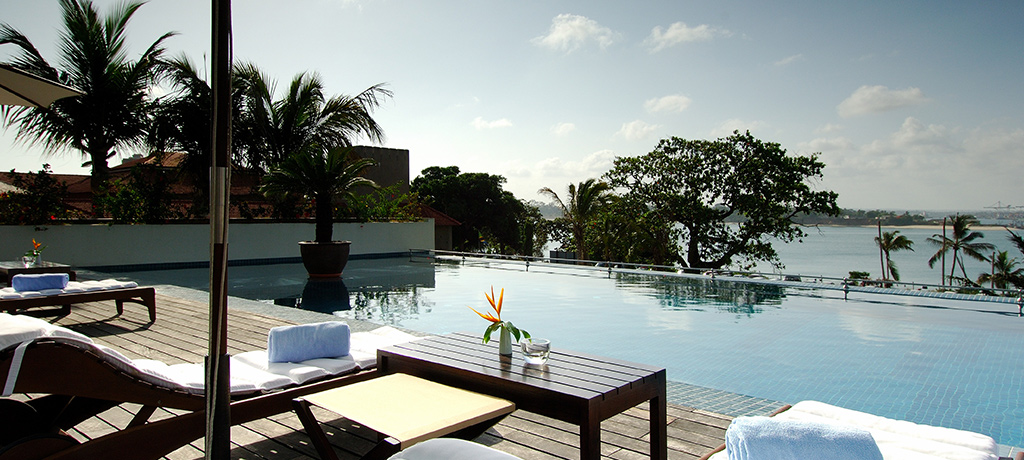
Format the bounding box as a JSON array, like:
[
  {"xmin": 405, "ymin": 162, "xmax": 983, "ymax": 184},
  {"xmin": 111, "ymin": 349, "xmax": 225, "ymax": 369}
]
[{"xmin": 22, "ymin": 293, "xmax": 733, "ymax": 460}]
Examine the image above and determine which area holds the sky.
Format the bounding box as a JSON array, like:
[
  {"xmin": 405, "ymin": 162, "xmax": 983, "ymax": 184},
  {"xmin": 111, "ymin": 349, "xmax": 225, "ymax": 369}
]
[{"xmin": 1, "ymin": 0, "xmax": 1022, "ymax": 211}]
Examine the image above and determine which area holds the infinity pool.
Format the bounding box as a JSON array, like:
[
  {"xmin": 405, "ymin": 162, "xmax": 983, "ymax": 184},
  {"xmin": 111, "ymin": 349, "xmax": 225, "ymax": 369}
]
[{"xmin": 107, "ymin": 256, "xmax": 1024, "ymax": 447}]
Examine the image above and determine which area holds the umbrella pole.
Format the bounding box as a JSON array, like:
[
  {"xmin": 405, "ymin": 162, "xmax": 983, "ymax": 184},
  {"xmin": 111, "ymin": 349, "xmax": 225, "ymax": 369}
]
[{"xmin": 206, "ymin": 0, "xmax": 233, "ymax": 458}]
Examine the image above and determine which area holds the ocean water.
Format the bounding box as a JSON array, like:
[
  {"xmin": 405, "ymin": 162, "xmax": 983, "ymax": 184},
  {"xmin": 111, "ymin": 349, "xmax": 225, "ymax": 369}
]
[{"xmin": 752, "ymin": 226, "xmax": 1021, "ymax": 286}]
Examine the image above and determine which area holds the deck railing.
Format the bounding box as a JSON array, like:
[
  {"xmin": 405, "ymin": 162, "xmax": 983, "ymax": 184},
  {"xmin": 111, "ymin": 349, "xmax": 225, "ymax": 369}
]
[{"xmin": 408, "ymin": 249, "xmax": 1024, "ymax": 316}]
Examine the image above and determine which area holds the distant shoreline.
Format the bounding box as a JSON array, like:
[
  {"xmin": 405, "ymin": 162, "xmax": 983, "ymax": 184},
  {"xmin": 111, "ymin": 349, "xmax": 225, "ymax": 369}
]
[{"xmin": 802, "ymin": 224, "xmax": 1023, "ymax": 231}]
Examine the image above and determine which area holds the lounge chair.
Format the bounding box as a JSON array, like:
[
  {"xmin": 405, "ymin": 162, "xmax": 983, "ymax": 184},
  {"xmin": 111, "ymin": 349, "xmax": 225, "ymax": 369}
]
[
  {"xmin": 0, "ymin": 279, "xmax": 156, "ymax": 322},
  {"xmin": 0, "ymin": 312, "xmax": 419, "ymax": 460},
  {"xmin": 699, "ymin": 400, "xmax": 1003, "ymax": 460}
]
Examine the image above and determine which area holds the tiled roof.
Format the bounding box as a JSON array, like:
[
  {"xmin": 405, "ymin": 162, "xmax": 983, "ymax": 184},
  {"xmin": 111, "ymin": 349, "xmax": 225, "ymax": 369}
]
[{"xmin": 419, "ymin": 205, "xmax": 461, "ymax": 226}]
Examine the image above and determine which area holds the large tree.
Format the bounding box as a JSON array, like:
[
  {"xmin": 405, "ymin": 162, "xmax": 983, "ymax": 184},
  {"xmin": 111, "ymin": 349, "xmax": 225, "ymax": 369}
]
[
  {"xmin": 412, "ymin": 166, "xmax": 536, "ymax": 254},
  {"xmin": 538, "ymin": 178, "xmax": 612, "ymax": 261},
  {"xmin": 0, "ymin": 0, "xmax": 174, "ymax": 199},
  {"xmin": 605, "ymin": 131, "xmax": 840, "ymax": 270},
  {"xmin": 926, "ymin": 214, "xmax": 995, "ymax": 285}
]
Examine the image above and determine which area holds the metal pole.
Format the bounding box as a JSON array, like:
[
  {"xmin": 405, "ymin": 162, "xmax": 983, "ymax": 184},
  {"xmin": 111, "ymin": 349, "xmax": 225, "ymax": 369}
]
[{"xmin": 207, "ymin": 0, "xmax": 232, "ymax": 458}]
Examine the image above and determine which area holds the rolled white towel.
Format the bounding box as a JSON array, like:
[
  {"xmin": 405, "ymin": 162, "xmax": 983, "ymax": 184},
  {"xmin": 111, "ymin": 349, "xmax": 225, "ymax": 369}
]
[
  {"xmin": 267, "ymin": 321, "xmax": 350, "ymax": 363},
  {"xmin": 725, "ymin": 416, "xmax": 883, "ymax": 460}
]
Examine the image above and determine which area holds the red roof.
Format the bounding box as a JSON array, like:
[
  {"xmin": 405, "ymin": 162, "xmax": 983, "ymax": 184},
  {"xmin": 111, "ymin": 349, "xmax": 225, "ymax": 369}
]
[{"xmin": 419, "ymin": 205, "xmax": 461, "ymax": 226}]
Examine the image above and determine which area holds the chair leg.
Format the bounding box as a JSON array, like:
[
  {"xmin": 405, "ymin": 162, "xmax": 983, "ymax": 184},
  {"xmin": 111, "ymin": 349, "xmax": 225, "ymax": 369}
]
[
  {"xmin": 291, "ymin": 398, "xmax": 340, "ymax": 460},
  {"xmin": 127, "ymin": 406, "xmax": 157, "ymax": 428},
  {"xmin": 363, "ymin": 437, "xmax": 402, "ymax": 460},
  {"xmin": 143, "ymin": 290, "xmax": 156, "ymax": 322}
]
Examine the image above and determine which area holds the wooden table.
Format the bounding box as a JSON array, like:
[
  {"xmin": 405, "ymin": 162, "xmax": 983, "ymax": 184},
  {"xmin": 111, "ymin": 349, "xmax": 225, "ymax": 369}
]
[
  {"xmin": 0, "ymin": 260, "xmax": 77, "ymax": 285},
  {"xmin": 292, "ymin": 373, "xmax": 515, "ymax": 460},
  {"xmin": 378, "ymin": 333, "xmax": 668, "ymax": 460}
]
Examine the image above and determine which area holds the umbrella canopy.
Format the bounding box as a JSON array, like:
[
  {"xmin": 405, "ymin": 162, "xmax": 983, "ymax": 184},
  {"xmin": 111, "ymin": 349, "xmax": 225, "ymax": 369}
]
[{"xmin": 0, "ymin": 63, "xmax": 83, "ymax": 108}]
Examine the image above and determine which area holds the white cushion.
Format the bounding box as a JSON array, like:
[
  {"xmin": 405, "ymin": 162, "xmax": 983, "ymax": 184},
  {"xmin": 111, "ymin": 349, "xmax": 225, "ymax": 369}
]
[
  {"xmin": 0, "ymin": 312, "xmax": 93, "ymax": 350},
  {"xmin": 1, "ymin": 312, "xmax": 421, "ymax": 397},
  {"xmin": 388, "ymin": 438, "xmax": 522, "ymax": 460},
  {"xmin": 710, "ymin": 401, "xmax": 998, "ymax": 460},
  {"xmin": 0, "ymin": 279, "xmax": 140, "ymax": 299}
]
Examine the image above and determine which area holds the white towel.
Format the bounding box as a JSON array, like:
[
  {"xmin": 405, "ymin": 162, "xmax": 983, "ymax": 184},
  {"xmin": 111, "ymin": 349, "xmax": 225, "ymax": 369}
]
[
  {"xmin": 726, "ymin": 416, "xmax": 883, "ymax": 460},
  {"xmin": 266, "ymin": 321, "xmax": 350, "ymax": 363}
]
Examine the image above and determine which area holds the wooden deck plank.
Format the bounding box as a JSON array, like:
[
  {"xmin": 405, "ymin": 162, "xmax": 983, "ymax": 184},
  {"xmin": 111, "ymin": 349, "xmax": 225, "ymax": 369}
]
[{"xmin": 18, "ymin": 293, "xmax": 730, "ymax": 460}]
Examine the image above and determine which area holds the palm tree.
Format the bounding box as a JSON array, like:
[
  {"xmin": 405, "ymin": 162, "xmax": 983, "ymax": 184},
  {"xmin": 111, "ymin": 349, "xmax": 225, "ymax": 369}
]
[
  {"xmin": 875, "ymin": 230, "xmax": 914, "ymax": 281},
  {"xmin": 538, "ymin": 179, "xmax": 613, "ymax": 261},
  {"xmin": 261, "ymin": 146, "xmax": 378, "ymax": 243},
  {"xmin": 232, "ymin": 64, "xmax": 391, "ymax": 173},
  {"xmin": 0, "ymin": 0, "xmax": 174, "ymax": 200},
  {"xmin": 149, "ymin": 56, "xmax": 251, "ymax": 215},
  {"xmin": 927, "ymin": 214, "xmax": 995, "ymax": 285},
  {"xmin": 976, "ymin": 250, "xmax": 1024, "ymax": 290},
  {"xmin": 1007, "ymin": 228, "xmax": 1024, "ymax": 257}
]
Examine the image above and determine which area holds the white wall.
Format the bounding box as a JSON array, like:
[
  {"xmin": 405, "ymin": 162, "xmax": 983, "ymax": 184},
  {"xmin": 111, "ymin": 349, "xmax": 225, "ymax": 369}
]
[{"xmin": 0, "ymin": 220, "xmax": 433, "ymax": 268}]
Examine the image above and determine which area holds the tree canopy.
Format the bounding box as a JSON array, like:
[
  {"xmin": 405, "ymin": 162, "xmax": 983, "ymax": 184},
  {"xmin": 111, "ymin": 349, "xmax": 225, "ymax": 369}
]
[
  {"xmin": 0, "ymin": 0, "xmax": 175, "ymax": 201},
  {"xmin": 604, "ymin": 131, "xmax": 840, "ymax": 270},
  {"xmin": 412, "ymin": 166, "xmax": 539, "ymax": 254}
]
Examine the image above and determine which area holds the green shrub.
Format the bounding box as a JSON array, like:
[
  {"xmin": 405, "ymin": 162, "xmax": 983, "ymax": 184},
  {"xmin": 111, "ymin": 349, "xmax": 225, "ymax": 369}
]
[
  {"xmin": 340, "ymin": 184, "xmax": 420, "ymax": 222},
  {"xmin": 0, "ymin": 165, "xmax": 81, "ymax": 224}
]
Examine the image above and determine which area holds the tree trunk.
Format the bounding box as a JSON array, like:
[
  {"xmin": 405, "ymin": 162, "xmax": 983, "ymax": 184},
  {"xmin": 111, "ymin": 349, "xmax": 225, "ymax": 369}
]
[
  {"xmin": 89, "ymin": 152, "xmax": 110, "ymax": 217},
  {"xmin": 949, "ymin": 249, "xmax": 959, "ymax": 284},
  {"xmin": 314, "ymin": 194, "xmax": 334, "ymax": 243},
  {"xmin": 877, "ymin": 221, "xmax": 885, "ymax": 280}
]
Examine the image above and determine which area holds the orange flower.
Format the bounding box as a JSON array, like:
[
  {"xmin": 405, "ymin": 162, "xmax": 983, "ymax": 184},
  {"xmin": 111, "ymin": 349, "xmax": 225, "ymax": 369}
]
[
  {"xmin": 469, "ymin": 286, "xmax": 529, "ymax": 344},
  {"xmin": 469, "ymin": 286, "xmax": 503, "ymax": 323},
  {"xmin": 32, "ymin": 239, "xmax": 42, "ymax": 250}
]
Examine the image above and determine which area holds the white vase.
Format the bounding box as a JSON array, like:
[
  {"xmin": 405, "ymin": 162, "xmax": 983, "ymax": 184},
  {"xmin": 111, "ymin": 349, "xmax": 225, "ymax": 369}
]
[{"xmin": 498, "ymin": 327, "xmax": 512, "ymax": 356}]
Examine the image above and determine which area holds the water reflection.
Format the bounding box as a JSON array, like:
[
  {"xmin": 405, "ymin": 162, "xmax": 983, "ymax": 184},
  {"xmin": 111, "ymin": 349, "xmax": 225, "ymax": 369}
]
[
  {"xmin": 300, "ymin": 278, "xmax": 352, "ymax": 313},
  {"xmin": 617, "ymin": 274, "xmax": 786, "ymax": 316},
  {"xmin": 348, "ymin": 287, "xmax": 434, "ymax": 326}
]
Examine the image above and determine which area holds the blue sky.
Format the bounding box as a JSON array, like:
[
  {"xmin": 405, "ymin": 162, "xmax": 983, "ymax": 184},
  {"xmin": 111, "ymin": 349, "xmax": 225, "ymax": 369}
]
[{"xmin": 2, "ymin": 0, "xmax": 1022, "ymax": 210}]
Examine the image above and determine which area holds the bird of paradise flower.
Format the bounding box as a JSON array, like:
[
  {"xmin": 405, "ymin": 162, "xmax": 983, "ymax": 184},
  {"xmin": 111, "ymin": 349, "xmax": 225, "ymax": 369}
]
[
  {"xmin": 25, "ymin": 238, "xmax": 46, "ymax": 257},
  {"xmin": 469, "ymin": 286, "xmax": 530, "ymax": 344}
]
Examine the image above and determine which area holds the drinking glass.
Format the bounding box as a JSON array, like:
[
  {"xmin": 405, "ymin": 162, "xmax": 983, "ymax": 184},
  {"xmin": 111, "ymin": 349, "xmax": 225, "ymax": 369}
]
[{"xmin": 520, "ymin": 338, "xmax": 550, "ymax": 365}]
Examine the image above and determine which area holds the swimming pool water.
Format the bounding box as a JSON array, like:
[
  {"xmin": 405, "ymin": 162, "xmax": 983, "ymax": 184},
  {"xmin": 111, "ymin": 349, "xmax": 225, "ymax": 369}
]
[{"xmin": 109, "ymin": 256, "xmax": 1024, "ymax": 447}]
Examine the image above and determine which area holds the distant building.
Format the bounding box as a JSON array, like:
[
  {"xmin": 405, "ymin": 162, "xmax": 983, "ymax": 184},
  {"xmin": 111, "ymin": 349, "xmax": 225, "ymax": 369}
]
[
  {"xmin": 1, "ymin": 147, "xmax": 457, "ymax": 249},
  {"xmin": 350, "ymin": 146, "xmax": 410, "ymax": 195}
]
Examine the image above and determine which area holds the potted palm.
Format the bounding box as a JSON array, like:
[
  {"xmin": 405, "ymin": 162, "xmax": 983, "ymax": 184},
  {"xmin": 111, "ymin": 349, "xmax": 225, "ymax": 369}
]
[{"xmin": 261, "ymin": 146, "xmax": 378, "ymax": 277}]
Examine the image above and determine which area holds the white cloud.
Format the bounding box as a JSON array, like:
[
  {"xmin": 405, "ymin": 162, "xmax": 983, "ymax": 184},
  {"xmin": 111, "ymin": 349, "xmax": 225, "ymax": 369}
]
[
  {"xmin": 534, "ymin": 150, "xmax": 617, "ymax": 178},
  {"xmin": 816, "ymin": 123, "xmax": 843, "ymax": 134},
  {"xmin": 799, "ymin": 137, "xmax": 854, "ymax": 153},
  {"xmin": 499, "ymin": 150, "xmax": 617, "ymax": 199},
  {"xmin": 644, "ymin": 94, "xmax": 692, "ymax": 113},
  {"xmin": 471, "ymin": 117, "xmax": 513, "ymax": 130},
  {"xmin": 644, "ymin": 22, "xmax": 729, "ymax": 53},
  {"xmin": 773, "ymin": 54, "xmax": 803, "ymax": 67},
  {"xmin": 617, "ymin": 120, "xmax": 661, "ymax": 140},
  {"xmin": 709, "ymin": 119, "xmax": 767, "ymax": 138},
  {"xmin": 532, "ymin": 14, "xmax": 620, "ymax": 53},
  {"xmin": 551, "ymin": 122, "xmax": 576, "ymax": 136},
  {"xmin": 800, "ymin": 118, "xmax": 1024, "ymax": 209},
  {"xmin": 837, "ymin": 85, "xmax": 928, "ymax": 117}
]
